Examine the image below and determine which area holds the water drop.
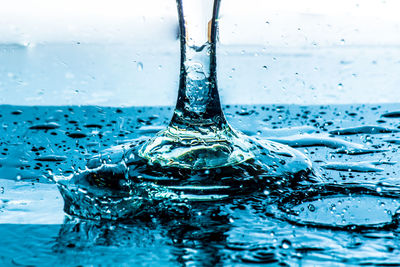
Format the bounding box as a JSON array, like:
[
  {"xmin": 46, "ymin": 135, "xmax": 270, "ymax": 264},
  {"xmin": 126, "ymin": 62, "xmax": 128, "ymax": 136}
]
[
  {"xmin": 281, "ymin": 239, "xmax": 292, "ymax": 249},
  {"xmin": 29, "ymin": 122, "xmax": 60, "ymax": 130},
  {"xmin": 308, "ymin": 204, "xmax": 316, "ymax": 212},
  {"xmin": 66, "ymin": 132, "xmax": 87, "ymax": 139},
  {"xmin": 137, "ymin": 62, "xmax": 143, "ymax": 71},
  {"xmin": 11, "ymin": 110, "xmax": 22, "ymax": 115}
]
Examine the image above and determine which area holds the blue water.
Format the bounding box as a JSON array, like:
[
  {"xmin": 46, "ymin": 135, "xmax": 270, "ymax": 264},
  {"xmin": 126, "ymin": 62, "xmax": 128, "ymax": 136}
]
[{"xmin": 1, "ymin": 103, "xmax": 400, "ymax": 265}]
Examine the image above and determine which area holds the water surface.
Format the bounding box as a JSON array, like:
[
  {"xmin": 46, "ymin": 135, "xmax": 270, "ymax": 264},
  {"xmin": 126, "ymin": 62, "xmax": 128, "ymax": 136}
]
[{"xmin": 1, "ymin": 103, "xmax": 400, "ymax": 265}]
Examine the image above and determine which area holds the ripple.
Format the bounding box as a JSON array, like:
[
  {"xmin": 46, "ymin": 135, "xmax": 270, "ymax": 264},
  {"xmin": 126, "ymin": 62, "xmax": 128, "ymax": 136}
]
[
  {"xmin": 240, "ymin": 248, "xmax": 279, "ymax": 264},
  {"xmin": 53, "ymin": 136, "xmax": 319, "ymax": 220},
  {"xmin": 53, "ymin": 162, "xmax": 183, "ymax": 220}
]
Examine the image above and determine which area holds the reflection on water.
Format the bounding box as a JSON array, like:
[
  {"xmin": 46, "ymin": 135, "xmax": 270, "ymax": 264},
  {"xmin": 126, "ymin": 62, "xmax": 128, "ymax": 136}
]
[{"xmin": 54, "ymin": 204, "xmax": 232, "ymax": 266}]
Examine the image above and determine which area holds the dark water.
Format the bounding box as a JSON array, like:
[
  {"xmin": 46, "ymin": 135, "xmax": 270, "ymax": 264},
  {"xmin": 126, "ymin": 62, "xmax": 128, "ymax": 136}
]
[{"xmin": 1, "ymin": 103, "xmax": 400, "ymax": 266}]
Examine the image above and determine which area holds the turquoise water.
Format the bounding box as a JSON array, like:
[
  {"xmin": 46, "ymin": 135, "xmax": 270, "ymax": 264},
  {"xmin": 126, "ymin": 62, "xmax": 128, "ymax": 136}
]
[{"xmin": 1, "ymin": 103, "xmax": 400, "ymax": 265}]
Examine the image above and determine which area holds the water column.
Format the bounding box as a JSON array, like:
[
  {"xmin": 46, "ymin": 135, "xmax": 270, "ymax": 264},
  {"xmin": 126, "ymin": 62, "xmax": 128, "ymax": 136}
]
[
  {"xmin": 140, "ymin": 0, "xmax": 258, "ymax": 169},
  {"xmin": 171, "ymin": 0, "xmax": 225, "ymax": 128},
  {"xmin": 139, "ymin": 0, "xmax": 313, "ymax": 181}
]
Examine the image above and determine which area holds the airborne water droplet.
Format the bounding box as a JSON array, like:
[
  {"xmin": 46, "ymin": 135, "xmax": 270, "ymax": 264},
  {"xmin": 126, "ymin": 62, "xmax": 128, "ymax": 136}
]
[{"xmin": 137, "ymin": 62, "xmax": 143, "ymax": 71}]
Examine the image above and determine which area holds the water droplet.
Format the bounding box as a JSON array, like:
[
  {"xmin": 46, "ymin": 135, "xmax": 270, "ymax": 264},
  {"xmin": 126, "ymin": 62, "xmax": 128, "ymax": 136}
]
[
  {"xmin": 29, "ymin": 122, "xmax": 60, "ymax": 130},
  {"xmin": 308, "ymin": 204, "xmax": 316, "ymax": 212},
  {"xmin": 137, "ymin": 62, "xmax": 143, "ymax": 71},
  {"xmin": 11, "ymin": 110, "xmax": 22, "ymax": 115},
  {"xmin": 35, "ymin": 155, "xmax": 67, "ymax": 162},
  {"xmin": 281, "ymin": 239, "xmax": 292, "ymax": 249}
]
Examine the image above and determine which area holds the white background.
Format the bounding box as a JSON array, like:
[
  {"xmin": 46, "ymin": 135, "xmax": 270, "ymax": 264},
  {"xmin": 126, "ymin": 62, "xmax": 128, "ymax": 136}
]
[
  {"xmin": 0, "ymin": 0, "xmax": 400, "ymax": 106},
  {"xmin": 1, "ymin": 0, "xmax": 400, "ymax": 46}
]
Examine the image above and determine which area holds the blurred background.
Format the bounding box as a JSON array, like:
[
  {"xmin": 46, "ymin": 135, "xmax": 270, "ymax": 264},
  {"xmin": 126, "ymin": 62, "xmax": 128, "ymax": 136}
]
[{"xmin": 1, "ymin": 0, "xmax": 400, "ymax": 106}]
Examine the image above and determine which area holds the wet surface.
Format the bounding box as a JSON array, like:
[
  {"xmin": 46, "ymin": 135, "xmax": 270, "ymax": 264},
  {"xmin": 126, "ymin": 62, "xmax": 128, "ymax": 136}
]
[{"xmin": 1, "ymin": 103, "xmax": 400, "ymax": 265}]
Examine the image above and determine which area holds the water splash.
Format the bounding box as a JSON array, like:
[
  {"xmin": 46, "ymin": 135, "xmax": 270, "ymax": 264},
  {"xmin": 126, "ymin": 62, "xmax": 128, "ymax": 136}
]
[{"xmin": 51, "ymin": 136, "xmax": 318, "ymax": 220}]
